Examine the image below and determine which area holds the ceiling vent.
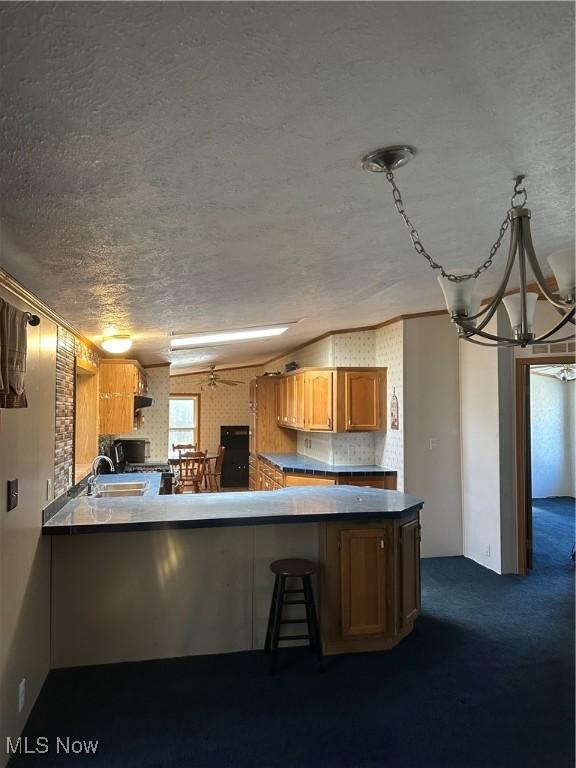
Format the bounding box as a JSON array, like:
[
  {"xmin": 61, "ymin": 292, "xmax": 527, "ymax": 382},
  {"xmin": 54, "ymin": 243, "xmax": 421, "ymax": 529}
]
[{"xmin": 530, "ymin": 341, "xmax": 575, "ymax": 355}]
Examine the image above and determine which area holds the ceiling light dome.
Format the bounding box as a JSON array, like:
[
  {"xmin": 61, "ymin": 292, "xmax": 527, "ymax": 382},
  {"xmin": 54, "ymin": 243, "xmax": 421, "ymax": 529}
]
[{"xmin": 101, "ymin": 334, "xmax": 133, "ymax": 354}]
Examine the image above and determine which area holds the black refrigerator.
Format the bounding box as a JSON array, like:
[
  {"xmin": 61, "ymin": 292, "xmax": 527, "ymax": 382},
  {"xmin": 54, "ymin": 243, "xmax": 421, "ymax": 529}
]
[{"xmin": 220, "ymin": 426, "xmax": 249, "ymax": 488}]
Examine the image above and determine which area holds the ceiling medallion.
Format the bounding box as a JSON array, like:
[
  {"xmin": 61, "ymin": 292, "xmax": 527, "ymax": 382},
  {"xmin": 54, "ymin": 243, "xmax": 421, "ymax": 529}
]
[{"xmin": 363, "ymin": 146, "xmax": 575, "ymax": 347}]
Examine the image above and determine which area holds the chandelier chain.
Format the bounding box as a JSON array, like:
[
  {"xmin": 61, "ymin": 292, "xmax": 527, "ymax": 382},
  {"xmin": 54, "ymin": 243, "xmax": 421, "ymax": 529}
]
[{"xmin": 384, "ymin": 170, "xmax": 512, "ymax": 283}]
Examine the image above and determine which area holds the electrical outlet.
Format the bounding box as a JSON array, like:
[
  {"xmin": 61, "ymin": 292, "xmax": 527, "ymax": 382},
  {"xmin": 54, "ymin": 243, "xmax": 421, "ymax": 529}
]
[
  {"xmin": 429, "ymin": 438, "xmax": 439, "ymax": 450},
  {"xmin": 484, "ymin": 544, "xmax": 491, "ymax": 557},
  {"xmin": 46, "ymin": 479, "xmax": 52, "ymax": 501},
  {"xmin": 18, "ymin": 679, "xmax": 25, "ymax": 713}
]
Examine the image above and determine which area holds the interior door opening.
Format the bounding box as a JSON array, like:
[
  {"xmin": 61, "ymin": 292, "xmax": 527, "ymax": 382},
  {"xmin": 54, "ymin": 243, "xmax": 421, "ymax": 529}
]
[{"xmin": 516, "ymin": 356, "xmax": 575, "ymax": 574}]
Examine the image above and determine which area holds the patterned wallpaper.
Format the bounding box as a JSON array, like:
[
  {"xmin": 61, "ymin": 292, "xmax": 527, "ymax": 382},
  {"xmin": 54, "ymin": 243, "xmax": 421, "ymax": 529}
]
[
  {"xmin": 171, "ymin": 365, "xmax": 263, "ymax": 453},
  {"xmin": 114, "ymin": 366, "xmax": 171, "ymax": 461},
  {"xmin": 271, "ymin": 335, "xmax": 333, "ymax": 372},
  {"xmin": 332, "ymin": 330, "xmax": 375, "ymax": 367},
  {"xmin": 374, "ymin": 322, "xmax": 404, "ymax": 490}
]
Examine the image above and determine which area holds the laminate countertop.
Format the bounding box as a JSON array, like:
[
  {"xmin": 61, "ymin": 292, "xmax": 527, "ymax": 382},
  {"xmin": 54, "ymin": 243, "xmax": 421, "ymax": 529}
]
[
  {"xmin": 42, "ymin": 485, "xmax": 423, "ymax": 535},
  {"xmin": 257, "ymin": 453, "xmax": 397, "ymax": 477}
]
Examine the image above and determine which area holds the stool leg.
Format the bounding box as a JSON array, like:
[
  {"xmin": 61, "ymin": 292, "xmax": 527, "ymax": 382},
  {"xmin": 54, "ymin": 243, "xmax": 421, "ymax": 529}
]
[
  {"xmin": 303, "ymin": 575, "xmax": 323, "ymax": 661},
  {"xmin": 264, "ymin": 575, "xmax": 280, "ymax": 653},
  {"xmin": 269, "ymin": 575, "xmax": 286, "ymax": 675}
]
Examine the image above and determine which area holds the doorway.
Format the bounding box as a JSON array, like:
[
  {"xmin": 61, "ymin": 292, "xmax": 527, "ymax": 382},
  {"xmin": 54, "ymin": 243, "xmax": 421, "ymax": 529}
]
[{"xmin": 515, "ymin": 355, "xmax": 575, "ymax": 574}]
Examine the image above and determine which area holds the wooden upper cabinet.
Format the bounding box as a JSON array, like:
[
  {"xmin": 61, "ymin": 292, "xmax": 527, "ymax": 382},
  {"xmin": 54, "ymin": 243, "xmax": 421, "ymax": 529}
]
[
  {"xmin": 293, "ymin": 372, "xmax": 305, "ymax": 429},
  {"xmin": 399, "ymin": 519, "xmax": 421, "ymax": 626},
  {"xmin": 285, "ymin": 375, "xmax": 295, "ymax": 426},
  {"xmin": 342, "ymin": 371, "xmax": 384, "ymax": 431},
  {"xmin": 99, "ymin": 360, "xmax": 147, "ymax": 435},
  {"xmin": 340, "ymin": 527, "xmax": 393, "ymax": 636},
  {"xmin": 252, "ymin": 376, "xmax": 297, "ymax": 455},
  {"xmin": 276, "ymin": 367, "xmax": 386, "ymax": 433},
  {"xmin": 305, "ymin": 370, "xmax": 333, "ymax": 430}
]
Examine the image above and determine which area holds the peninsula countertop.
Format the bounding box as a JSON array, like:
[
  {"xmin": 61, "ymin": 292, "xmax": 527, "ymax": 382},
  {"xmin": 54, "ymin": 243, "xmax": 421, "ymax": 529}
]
[
  {"xmin": 43, "ymin": 485, "xmax": 423, "ymax": 535},
  {"xmin": 257, "ymin": 453, "xmax": 398, "ymax": 476}
]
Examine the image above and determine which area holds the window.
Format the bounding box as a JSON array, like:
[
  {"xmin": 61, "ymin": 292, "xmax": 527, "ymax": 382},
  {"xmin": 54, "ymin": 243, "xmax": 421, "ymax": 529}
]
[{"xmin": 168, "ymin": 396, "xmax": 199, "ymax": 457}]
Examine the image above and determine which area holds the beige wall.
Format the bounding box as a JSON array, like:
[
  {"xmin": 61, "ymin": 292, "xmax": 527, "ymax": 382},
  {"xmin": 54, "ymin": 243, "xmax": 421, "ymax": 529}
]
[
  {"xmin": 51, "ymin": 523, "xmax": 318, "ymax": 667},
  {"xmin": 460, "ymin": 314, "xmax": 505, "ymax": 573},
  {"xmin": 115, "ymin": 365, "xmax": 171, "ymax": 461},
  {"xmin": 404, "ymin": 315, "xmax": 462, "ymax": 557},
  {"xmin": 0, "ymin": 285, "xmax": 56, "ymax": 767},
  {"xmin": 170, "ymin": 365, "xmax": 262, "ymax": 453}
]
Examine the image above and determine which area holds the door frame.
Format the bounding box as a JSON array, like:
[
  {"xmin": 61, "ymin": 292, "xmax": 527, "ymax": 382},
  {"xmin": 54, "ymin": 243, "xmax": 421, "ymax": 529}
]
[{"xmin": 515, "ymin": 354, "xmax": 574, "ymax": 575}]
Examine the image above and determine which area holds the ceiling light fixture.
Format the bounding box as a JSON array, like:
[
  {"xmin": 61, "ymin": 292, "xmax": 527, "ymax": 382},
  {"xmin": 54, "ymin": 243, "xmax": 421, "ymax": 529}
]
[
  {"xmin": 362, "ymin": 145, "xmax": 575, "ymax": 347},
  {"xmin": 170, "ymin": 325, "xmax": 290, "ymax": 349},
  {"xmin": 101, "ymin": 333, "xmax": 133, "ymax": 354}
]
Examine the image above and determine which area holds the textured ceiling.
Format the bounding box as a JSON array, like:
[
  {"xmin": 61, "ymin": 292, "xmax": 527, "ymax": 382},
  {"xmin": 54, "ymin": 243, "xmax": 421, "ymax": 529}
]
[{"xmin": 0, "ymin": 2, "xmax": 574, "ymax": 371}]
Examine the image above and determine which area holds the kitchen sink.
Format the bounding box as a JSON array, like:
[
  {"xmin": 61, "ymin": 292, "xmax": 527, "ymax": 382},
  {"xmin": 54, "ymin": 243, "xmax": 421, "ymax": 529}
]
[
  {"xmin": 95, "ymin": 481, "xmax": 149, "ymax": 491},
  {"xmin": 93, "ymin": 488, "xmax": 148, "ymax": 497}
]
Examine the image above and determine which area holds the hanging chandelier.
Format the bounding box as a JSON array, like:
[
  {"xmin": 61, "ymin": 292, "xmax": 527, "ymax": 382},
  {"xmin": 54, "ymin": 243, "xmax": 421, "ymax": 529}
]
[{"xmin": 362, "ymin": 146, "xmax": 575, "ymax": 347}]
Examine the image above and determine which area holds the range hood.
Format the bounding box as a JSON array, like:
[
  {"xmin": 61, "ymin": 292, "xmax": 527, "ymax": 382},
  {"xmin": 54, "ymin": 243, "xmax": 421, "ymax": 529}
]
[{"xmin": 134, "ymin": 396, "xmax": 154, "ymax": 411}]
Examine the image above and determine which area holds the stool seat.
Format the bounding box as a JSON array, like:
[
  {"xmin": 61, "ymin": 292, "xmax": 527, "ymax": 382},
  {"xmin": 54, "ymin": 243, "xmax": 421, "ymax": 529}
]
[{"xmin": 270, "ymin": 558, "xmax": 316, "ymax": 577}]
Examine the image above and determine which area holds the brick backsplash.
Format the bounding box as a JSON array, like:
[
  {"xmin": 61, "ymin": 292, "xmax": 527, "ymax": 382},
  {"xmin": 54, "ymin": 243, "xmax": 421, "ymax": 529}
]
[
  {"xmin": 54, "ymin": 328, "xmax": 75, "ymax": 497},
  {"xmin": 54, "ymin": 332, "xmax": 100, "ymax": 498}
]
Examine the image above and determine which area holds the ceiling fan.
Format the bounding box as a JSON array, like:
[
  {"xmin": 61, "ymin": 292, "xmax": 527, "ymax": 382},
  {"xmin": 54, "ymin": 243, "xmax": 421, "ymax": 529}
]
[{"xmin": 201, "ymin": 365, "xmax": 244, "ymax": 390}]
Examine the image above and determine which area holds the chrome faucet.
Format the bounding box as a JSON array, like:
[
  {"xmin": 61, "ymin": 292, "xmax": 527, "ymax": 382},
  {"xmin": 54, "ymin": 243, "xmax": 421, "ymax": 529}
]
[{"xmin": 87, "ymin": 455, "xmax": 115, "ymax": 495}]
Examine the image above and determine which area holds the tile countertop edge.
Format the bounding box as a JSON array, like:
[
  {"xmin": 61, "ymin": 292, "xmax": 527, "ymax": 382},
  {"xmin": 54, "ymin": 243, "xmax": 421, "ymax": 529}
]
[
  {"xmin": 42, "ymin": 487, "xmax": 424, "ymax": 536},
  {"xmin": 256, "ymin": 452, "xmax": 398, "ymax": 476},
  {"xmin": 42, "ymin": 503, "xmax": 424, "ymax": 536}
]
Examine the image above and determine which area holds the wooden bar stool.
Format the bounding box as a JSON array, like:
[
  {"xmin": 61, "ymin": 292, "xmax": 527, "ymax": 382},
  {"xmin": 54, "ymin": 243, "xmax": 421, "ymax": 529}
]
[{"xmin": 264, "ymin": 558, "xmax": 323, "ymax": 674}]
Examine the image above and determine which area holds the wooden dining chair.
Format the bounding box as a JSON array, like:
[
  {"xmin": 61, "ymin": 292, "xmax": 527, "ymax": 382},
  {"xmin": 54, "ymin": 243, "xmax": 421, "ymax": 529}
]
[
  {"xmin": 176, "ymin": 451, "xmax": 207, "ymax": 494},
  {"xmin": 172, "ymin": 443, "xmax": 197, "ymax": 462},
  {"xmin": 205, "ymin": 446, "xmax": 226, "ymax": 492}
]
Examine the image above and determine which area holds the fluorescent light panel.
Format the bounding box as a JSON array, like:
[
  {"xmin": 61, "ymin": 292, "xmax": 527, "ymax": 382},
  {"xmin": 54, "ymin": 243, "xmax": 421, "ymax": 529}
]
[{"xmin": 170, "ymin": 325, "xmax": 290, "ymax": 348}]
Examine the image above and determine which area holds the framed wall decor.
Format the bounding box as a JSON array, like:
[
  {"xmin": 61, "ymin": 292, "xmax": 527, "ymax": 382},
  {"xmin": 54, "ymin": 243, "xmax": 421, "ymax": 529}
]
[{"xmin": 390, "ymin": 387, "xmax": 399, "ymax": 430}]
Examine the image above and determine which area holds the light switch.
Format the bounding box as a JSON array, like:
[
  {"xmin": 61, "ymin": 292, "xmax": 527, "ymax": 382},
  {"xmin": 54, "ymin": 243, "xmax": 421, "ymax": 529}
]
[{"xmin": 429, "ymin": 438, "xmax": 439, "ymax": 450}]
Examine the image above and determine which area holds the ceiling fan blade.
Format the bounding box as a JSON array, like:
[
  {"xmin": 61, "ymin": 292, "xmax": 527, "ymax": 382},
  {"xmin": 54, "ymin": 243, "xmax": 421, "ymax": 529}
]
[{"xmin": 219, "ymin": 380, "xmax": 239, "ymax": 386}]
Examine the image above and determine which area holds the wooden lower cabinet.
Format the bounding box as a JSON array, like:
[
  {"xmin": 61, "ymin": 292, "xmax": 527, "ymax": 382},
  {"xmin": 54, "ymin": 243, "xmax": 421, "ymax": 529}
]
[
  {"xmin": 284, "ymin": 475, "xmax": 335, "ymax": 487},
  {"xmin": 399, "ymin": 518, "xmax": 421, "ymax": 626},
  {"xmin": 319, "ymin": 515, "xmax": 420, "ymax": 655}
]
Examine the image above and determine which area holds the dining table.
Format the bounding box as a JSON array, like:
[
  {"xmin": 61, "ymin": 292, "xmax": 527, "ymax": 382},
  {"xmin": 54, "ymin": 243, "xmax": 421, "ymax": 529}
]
[{"xmin": 169, "ymin": 454, "xmax": 219, "ymax": 491}]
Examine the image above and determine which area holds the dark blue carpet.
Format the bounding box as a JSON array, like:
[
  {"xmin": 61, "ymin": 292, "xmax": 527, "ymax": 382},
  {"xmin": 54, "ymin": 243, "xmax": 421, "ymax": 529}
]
[{"xmin": 10, "ymin": 498, "xmax": 574, "ymax": 768}]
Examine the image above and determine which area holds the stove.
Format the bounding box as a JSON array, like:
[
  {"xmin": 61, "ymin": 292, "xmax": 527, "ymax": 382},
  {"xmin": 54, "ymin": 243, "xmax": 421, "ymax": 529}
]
[{"xmin": 125, "ymin": 462, "xmax": 172, "ymax": 474}]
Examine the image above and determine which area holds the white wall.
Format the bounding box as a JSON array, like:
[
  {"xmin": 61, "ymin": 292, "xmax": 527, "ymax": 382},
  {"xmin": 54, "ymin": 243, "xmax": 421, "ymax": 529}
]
[
  {"xmin": 530, "ymin": 373, "xmax": 575, "ymax": 497},
  {"xmin": 404, "ymin": 316, "xmax": 462, "ymax": 558},
  {"xmin": 0, "ymin": 284, "xmax": 56, "ymax": 767}
]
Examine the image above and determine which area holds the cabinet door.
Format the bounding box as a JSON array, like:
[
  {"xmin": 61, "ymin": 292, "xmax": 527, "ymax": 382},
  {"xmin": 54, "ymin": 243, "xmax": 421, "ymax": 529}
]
[
  {"xmin": 305, "ymin": 371, "xmax": 333, "ymax": 430},
  {"xmin": 99, "ymin": 364, "xmax": 134, "ymax": 435},
  {"xmin": 285, "ymin": 375, "xmax": 295, "ymax": 427},
  {"xmin": 293, "ymin": 373, "xmax": 305, "ymax": 429},
  {"xmin": 340, "ymin": 528, "xmax": 394, "ymax": 636},
  {"xmin": 344, "ymin": 371, "xmax": 383, "ymax": 431},
  {"xmin": 275, "ymin": 378, "xmax": 285, "ymax": 426},
  {"xmin": 399, "ymin": 519, "xmax": 421, "ymax": 626}
]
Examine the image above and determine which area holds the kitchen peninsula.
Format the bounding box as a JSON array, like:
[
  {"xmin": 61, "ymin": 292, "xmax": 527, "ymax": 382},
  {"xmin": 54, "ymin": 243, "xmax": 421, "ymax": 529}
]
[{"xmin": 44, "ymin": 483, "xmax": 422, "ymax": 662}]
